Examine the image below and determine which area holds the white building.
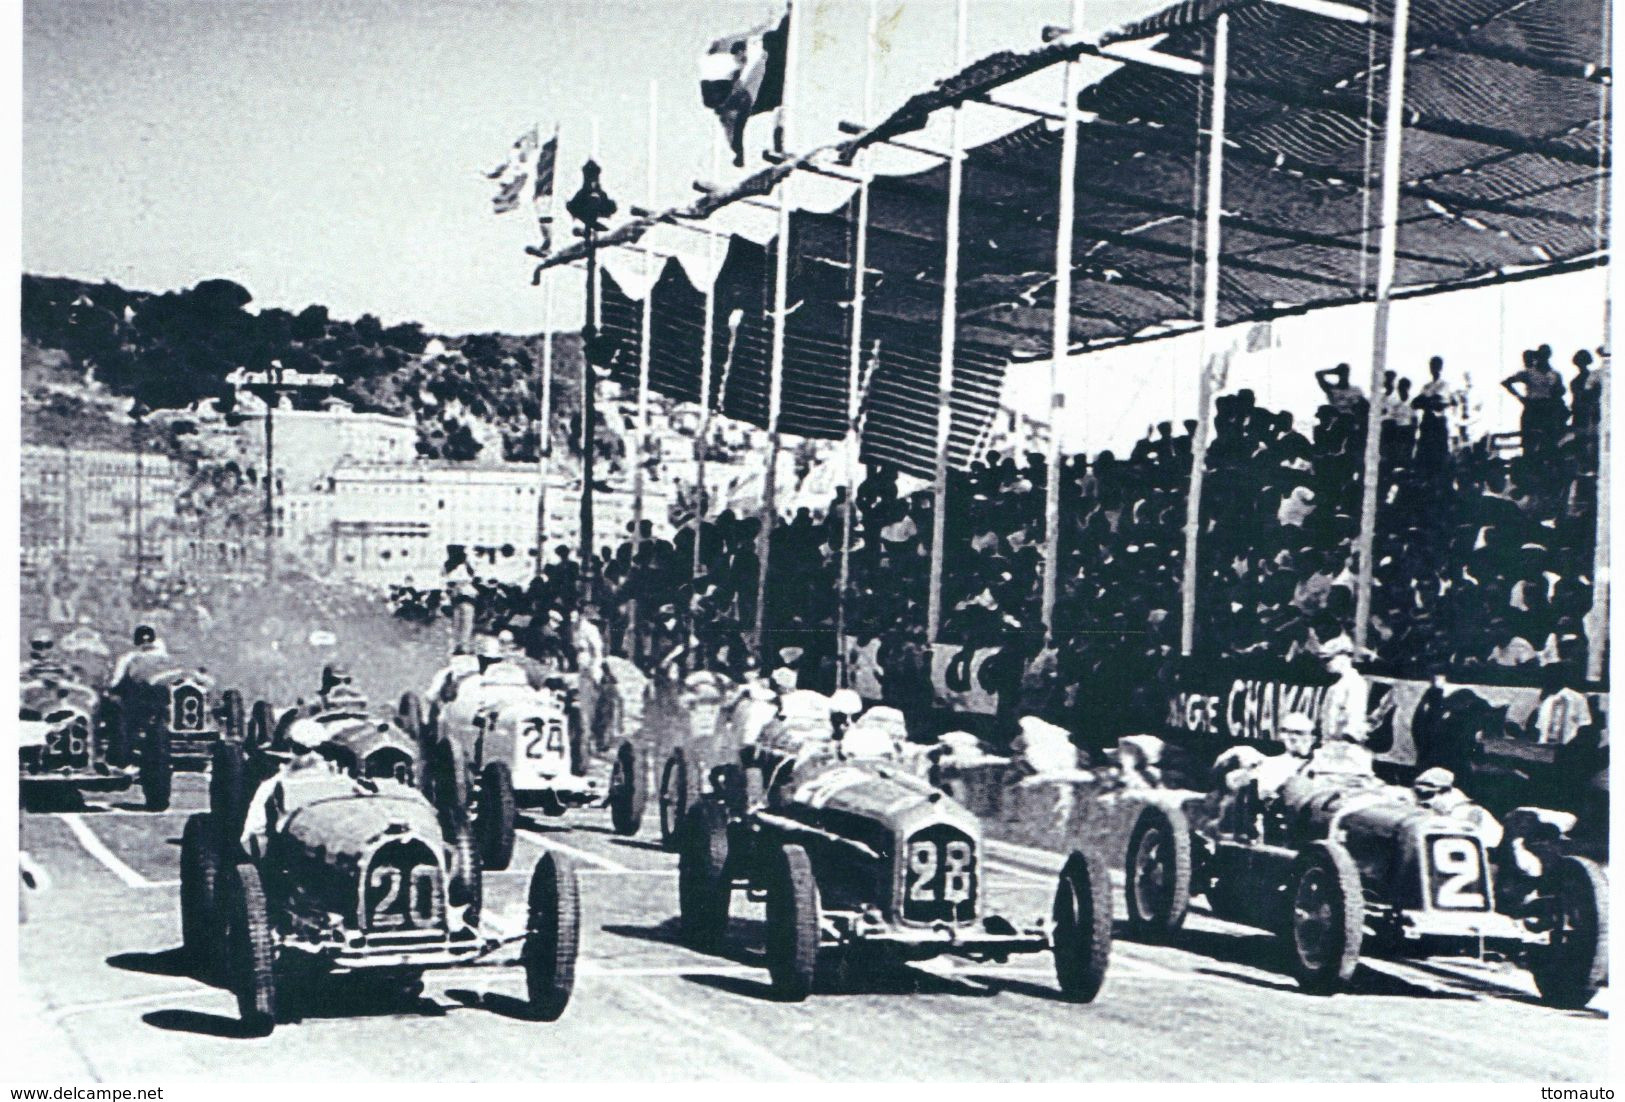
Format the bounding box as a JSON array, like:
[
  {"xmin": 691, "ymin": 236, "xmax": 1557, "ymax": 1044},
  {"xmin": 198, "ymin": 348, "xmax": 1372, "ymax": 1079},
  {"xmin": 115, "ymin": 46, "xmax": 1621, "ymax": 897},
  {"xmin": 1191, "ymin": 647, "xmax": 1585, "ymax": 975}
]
[{"xmin": 20, "ymin": 443, "xmax": 180, "ymax": 572}]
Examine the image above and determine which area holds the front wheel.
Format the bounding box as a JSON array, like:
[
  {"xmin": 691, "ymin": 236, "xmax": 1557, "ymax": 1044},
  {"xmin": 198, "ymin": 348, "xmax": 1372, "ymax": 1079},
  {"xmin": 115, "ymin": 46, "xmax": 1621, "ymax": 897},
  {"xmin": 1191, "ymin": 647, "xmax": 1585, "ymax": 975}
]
[
  {"xmin": 523, "ymin": 850, "xmax": 580, "ymax": 1021},
  {"xmin": 179, "ymin": 812, "xmax": 223, "ymax": 970},
  {"xmin": 608, "ymin": 741, "xmax": 645, "ymax": 836},
  {"xmin": 223, "ymin": 862, "xmax": 277, "ymax": 1036},
  {"xmin": 209, "ymin": 740, "xmax": 248, "ymax": 847},
  {"xmin": 1053, "ymin": 848, "xmax": 1112, "ymax": 1002},
  {"xmin": 140, "ymin": 727, "xmax": 172, "ymax": 812},
  {"xmin": 1124, "ymin": 805, "xmax": 1192, "ymax": 941},
  {"xmin": 1284, "ymin": 841, "xmax": 1364, "ymax": 994},
  {"xmin": 677, "ymin": 801, "xmax": 731, "ymax": 951},
  {"xmin": 764, "ymin": 844, "xmax": 819, "ymax": 1002},
  {"xmin": 476, "ymin": 761, "xmax": 516, "ymax": 871},
  {"xmin": 1531, "ymin": 855, "xmax": 1609, "ymax": 1008}
]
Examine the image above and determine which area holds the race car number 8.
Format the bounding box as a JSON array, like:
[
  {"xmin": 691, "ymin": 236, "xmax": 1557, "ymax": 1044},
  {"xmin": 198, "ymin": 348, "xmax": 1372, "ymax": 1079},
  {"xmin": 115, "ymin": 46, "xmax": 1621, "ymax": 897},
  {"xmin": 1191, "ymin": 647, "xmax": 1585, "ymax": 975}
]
[
  {"xmin": 1431, "ymin": 837, "xmax": 1486, "ymax": 909},
  {"xmin": 908, "ymin": 839, "xmax": 974, "ymax": 904}
]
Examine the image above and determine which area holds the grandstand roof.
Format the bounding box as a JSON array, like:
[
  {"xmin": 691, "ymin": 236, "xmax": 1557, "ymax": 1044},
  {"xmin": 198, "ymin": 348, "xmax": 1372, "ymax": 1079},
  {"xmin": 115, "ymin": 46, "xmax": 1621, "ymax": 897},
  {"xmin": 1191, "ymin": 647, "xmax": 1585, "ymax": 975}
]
[{"xmin": 561, "ymin": 0, "xmax": 1609, "ymax": 478}]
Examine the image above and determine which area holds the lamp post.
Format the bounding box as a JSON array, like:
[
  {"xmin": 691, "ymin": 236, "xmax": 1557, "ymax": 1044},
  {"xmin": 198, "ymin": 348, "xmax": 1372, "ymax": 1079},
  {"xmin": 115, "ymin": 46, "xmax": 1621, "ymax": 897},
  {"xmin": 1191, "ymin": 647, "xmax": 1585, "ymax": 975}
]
[
  {"xmin": 565, "ymin": 160, "xmax": 618, "ymax": 604},
  {"xmin": 128, "ymin": 400, "xmax": 148, "ymax": 596}
]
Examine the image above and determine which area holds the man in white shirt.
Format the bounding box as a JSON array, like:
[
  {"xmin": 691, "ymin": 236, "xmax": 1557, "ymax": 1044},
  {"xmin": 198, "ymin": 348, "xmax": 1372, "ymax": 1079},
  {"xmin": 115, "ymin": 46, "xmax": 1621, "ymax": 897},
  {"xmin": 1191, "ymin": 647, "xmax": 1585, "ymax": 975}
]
[{"xmin": 1316, "ymin": 635, "xmax": 1370, "ymax": 745}]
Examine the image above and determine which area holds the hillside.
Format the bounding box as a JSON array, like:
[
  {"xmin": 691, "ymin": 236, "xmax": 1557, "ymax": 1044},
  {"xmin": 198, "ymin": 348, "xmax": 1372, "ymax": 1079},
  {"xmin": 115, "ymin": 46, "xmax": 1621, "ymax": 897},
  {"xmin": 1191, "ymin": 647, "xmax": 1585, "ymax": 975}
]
[{"xmin": 20, "ymin": 273, "xmax": 589, "ymax": 463}]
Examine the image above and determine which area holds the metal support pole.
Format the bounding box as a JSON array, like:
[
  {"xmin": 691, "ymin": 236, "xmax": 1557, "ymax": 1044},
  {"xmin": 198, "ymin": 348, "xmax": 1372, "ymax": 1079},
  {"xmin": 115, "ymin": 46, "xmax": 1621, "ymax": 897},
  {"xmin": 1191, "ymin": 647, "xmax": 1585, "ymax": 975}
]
[
  {"xmin": 693, "ymin": 137, "xmax": 722, "ymax": 592},
  {"xmin": 1178, "ymin": 11, "xmax": 1229, "ymax": 657},
  {"xmin": 1042, "ymin": 0, "xmax": 1086, "ymax": 645},
  {"xmin": 1352, "ymin": 0, "xmax": 1411, "ymax": 652},
  {"xmin": 534, "ymin": 124, "xmax": 562, "ymax": 580},
  {"xmin": 837, "ymin": 0, "xmax": 879, "ymax": 688},
  {"xmin": 61, "ymin": 442, "xmax": 71, "ymax": 568},
  {"xmin": 630, "ymin": 81, "xmax": 659, "ymax": 658},
  {"xmin": 263, "ymin": 393, "xmax": 275, "ymax": 585},
  {"xmin": 754, "ymin": 0, "xmax": 802, "ymax": 655},
  {"xmin": 133, "ymin": 417, "xmax": 144, "ymax": 591},
  {"xmin": 926, "ymin": 0, "xmax": 970, "ymax": 643}
]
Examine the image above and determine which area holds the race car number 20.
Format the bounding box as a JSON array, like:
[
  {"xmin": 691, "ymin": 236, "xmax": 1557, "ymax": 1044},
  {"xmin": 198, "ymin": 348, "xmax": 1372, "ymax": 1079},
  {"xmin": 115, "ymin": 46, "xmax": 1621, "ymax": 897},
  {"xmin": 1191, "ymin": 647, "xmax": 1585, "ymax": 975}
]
[
  {"xmin": 366, "ymin": 862, "xmax": 440, "ymax": 929},
  {"xmin": 1427, "ymin": 836, "xmax": 1488, "ymax": 910}
]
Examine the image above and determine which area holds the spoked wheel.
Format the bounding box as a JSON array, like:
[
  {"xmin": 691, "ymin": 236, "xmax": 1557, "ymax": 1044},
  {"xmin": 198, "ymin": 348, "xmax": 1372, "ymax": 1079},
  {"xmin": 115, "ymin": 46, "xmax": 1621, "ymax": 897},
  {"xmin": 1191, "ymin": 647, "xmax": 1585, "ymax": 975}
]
[
  {"xmin": 764, "ymin": 843, "xmax": 820, "ymax": 1002},
  {"xmin": 1285, "ymin": 841, "xmax": 1364, "ymax": 994},
  {"xmin": 1124, "ymin": 805, "xmax": 1192, "ymax": 941},
  {"xmin": 608, "ymin": 741, "xmax": 645, "ymax": 836},
  {"xmin": 1531, "ymin": 855, "xmax": 1609, "ymax": 1008},
  {"xmin": 659, "ymin": 749, "xmax": 693, "ymax": 851},
  {"xmin": 677, "ymin": 801, "xmax": 731, "ymax": 951},
  {"xmin": 1053, "ymin": 848, "xmax": 1112, "ymax": 1002},
  {"xmin": 522, "ymin": 850, "xmax": 581, "ymax": 1021},
  {"xmin": 447, "ymin": 815, "xmax": 483, "ymax": 930},
  {"xmin": 209, "ymin": 740, "xmax": 248, "ymax": 847},
  {"xmin": 222, "ymin": 862, "xmax": 277, "ymax": 1036}
]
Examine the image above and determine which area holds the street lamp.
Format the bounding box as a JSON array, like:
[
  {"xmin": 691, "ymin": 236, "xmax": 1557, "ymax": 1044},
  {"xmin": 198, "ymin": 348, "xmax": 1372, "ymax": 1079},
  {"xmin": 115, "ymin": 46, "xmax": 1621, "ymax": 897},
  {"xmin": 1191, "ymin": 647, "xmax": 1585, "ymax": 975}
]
[
  {"xmin": 566, "ymin": 160, "xmax": 618, "ymax": 602},
  {"xmin": 128, "ymin": 400, "xmax": 149, "ymax": 597}
]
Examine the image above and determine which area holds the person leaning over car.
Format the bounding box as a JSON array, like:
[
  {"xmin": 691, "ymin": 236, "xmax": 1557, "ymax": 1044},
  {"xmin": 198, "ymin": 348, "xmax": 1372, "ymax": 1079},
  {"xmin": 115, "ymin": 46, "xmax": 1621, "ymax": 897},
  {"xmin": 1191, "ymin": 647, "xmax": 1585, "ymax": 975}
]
[
  {"xmin": 240, "ymin": 718, "xmax": 347, "ymax": 861},
  {"xmin": 109, "ymin": 625, "xmax": 170, "ymax": 690}
]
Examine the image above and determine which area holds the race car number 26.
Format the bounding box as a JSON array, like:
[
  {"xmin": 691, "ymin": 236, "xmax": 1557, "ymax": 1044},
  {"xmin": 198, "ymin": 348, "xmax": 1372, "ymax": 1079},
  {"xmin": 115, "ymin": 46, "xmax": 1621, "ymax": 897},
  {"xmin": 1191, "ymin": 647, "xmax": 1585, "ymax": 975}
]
[{"xmin": 1427, "ymin": 836, "xmax": 1487, "ymax": 910}]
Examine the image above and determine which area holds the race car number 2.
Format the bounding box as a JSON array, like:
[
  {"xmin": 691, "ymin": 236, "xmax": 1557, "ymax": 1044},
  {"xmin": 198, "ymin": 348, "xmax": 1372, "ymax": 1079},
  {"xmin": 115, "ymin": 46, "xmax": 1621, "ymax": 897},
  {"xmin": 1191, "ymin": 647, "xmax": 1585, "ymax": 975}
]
[{"xmin": 1427, "ymin": 835, "xmax": 1488, "ymax": 910}]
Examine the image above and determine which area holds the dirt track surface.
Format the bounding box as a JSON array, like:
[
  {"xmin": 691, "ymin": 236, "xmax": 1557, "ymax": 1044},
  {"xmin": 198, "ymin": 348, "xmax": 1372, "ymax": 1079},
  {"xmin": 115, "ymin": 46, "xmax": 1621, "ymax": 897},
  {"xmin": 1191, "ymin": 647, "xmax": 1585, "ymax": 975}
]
[{"xmin": 17, "ymin": 770, "xmax": 1609, "ymax": 1082}]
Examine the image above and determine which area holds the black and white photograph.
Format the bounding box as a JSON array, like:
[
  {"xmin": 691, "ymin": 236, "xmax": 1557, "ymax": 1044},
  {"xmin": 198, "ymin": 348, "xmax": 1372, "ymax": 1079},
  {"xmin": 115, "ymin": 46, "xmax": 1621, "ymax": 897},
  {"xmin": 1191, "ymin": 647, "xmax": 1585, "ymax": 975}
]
[{"xmin": 6, "ymin": 0, "xmax": 1615, "ymax": 1084}]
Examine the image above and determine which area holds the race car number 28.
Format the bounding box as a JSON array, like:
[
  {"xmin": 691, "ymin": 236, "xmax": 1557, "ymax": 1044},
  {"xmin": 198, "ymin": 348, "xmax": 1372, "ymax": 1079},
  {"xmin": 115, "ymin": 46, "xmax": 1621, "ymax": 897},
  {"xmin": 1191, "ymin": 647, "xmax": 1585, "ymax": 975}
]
[{"xmin": 906, "ymin": 832, "xmax": 976, "ymax": 919}]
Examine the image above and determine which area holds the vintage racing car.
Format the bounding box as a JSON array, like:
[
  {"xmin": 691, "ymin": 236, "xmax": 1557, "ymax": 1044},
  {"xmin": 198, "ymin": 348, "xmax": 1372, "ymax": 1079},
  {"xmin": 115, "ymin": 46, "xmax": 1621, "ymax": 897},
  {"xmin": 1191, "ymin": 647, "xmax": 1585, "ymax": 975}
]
[
  {"xmin": 415, "ymin": 661, "xmax": 645, "ymax": 869},
  {"xmin": 19, "ymin": 670, "xmax": 168, "ymax": 807},
  {"xmin": 676, "ymin": 703, "xmax": 1113, "ymax": 1002},
  {"xmin": 1119, "ymin": 743, "xmax": 1609, "ymax": 1005},
  {"xmin": 189, "ymin": 730, "xmax": 579, "ymax": 1034},
  {"xmin": 653, "ymin": 671, "xmax": 780, "ymax": 849},
  {"xmin": 102, "ymin": 665, "xmax": 244, "ymax": 799}
]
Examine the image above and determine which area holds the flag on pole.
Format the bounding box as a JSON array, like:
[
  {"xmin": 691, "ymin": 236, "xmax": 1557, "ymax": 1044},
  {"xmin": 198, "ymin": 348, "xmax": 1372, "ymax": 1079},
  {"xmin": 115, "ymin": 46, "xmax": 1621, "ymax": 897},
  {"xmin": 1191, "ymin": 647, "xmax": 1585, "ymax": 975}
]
[
  {"xmin": 488, "ymin": 125, "xmax": 540, "ymax": 214},
  {"xmin": 699, "ymin": 9, "xmax": 789, "ymax": 166},
  {"xmin": 533, "ymin": 129, "xmax": 560, "ymax": 255}
]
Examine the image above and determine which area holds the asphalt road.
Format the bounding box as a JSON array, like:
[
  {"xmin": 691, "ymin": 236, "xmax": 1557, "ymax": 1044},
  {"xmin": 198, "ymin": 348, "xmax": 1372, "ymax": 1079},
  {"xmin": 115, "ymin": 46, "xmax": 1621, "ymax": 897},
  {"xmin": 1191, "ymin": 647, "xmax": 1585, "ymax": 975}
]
[{"xmin": 16, "ymin": 771, "xmax": 1609, "ymax": 1082}]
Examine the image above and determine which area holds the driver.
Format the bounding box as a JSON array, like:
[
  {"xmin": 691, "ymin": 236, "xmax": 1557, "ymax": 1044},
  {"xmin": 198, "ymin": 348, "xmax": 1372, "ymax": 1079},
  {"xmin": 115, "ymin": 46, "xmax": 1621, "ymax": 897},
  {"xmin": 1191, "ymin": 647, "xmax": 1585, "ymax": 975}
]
[
  {"xmin": 23, "ymin": 631, "xmax": 65, "ymax": 680},
  {"xmin": 1412, "ymin": 766, "xmax": 1503, "ymax": 847},
  {"xmin": 1251, "ymin": 712, "xmax": 1317, "ymax": 799},
  {"xmin": 109, "ymin": 625, "xmax": 170, "ymax": 691},
  {"xmin": 239, "ymin": 717, "xmax": 347, "ymax": 860},
  {"xmin": 426, "ymin": 644, "xmax": 480, "ymax": 703}
]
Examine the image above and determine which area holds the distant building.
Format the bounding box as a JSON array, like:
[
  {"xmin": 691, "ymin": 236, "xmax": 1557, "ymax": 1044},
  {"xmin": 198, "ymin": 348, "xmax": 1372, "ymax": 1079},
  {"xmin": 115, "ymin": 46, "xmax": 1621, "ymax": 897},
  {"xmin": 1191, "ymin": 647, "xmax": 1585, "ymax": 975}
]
[{"xmin": 20, "ymin": 444, "xmax": 179, "ymax": 573}]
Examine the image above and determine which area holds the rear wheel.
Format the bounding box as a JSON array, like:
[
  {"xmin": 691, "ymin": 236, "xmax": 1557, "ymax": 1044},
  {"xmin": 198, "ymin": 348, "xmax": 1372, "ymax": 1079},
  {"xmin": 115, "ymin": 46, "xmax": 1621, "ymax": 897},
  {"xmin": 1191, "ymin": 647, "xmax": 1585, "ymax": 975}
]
[
  {"xmin": 398, "ymin": 692, "xmax": 427, "ymax": 778},
  {"xmin": 608, "ymin": 741, "xmax": 645, "ymax": 836},
  {"xmin": 659, "ymin": 749, "xmax": 693, "ymax": 851},
  {"xmin": 1531, "ymin": 855, "xmax": 1609, "ymax": 1008},
  {"xmin": 677, "ymin": 801, "xmax": 730, "ymax": 951},
  {"xmin": 100, "ymin": 699, "xmax": 131, "ymax": 767},
  {"xmin": 476, "ymin": 761, "xmax": 516, "ymax": 871},
  {"xmin": 209, "ymin": 740, "xmax": 248, "ymax": 847},
  {"xmin": 523, "ymin": 850, "xmax": 580, "ymax": 1021},
  {"xmin": 1053, "ymin": 848, "xmax": 1112, "ymax": 1002},
  {"xmin": 140, "ymin": 727, "xmax": 172, "ymax": 812},
  {"xmin": 1285, "ymin": 841, "xmax": 1364, "ymax": 994},
  {"xmin": 765, "ymin": 844, "xmax": 820, "ymax": 1001},
  {"xmin": 568, "ymin": 709, "xmax": 588, "ymax": 777},
  {"xmin": 447, "ymin": 815, "xmax": 483, "ymax": 929},
  {"xmin": 223, "ymin": 862, "xmax": 276, "ymax": 1036},
  {"xmin": 1124, "ymin": 805, "xmax": 1192, "ymax": 940},
  {"xmin": 179, "ymin": 812, "xmax": 223, "ymax": 970},
  {"xmin": 219, "ymin": 689, "xmax": 245, "ymax": 744}
]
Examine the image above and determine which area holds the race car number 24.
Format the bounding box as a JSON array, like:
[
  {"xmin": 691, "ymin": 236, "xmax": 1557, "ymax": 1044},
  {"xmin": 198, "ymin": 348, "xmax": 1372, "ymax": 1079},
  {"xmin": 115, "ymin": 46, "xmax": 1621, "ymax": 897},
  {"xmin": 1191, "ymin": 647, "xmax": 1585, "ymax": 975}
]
[{"xmin": 524, "ymin": 718, "xmax": 567, "ymax": 759}]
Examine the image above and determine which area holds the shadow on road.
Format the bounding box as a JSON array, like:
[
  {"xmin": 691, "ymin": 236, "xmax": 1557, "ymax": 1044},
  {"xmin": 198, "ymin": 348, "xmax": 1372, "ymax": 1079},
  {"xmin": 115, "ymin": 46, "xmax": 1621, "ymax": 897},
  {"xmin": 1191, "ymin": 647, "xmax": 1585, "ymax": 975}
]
[
  {"xmin": 108, "ymin": 947, "xmax": 202, "ymax": 981},
  {"xmin": 443, "ymin": 988, "xmax": 543, "ymax": 1022},
  {"xmin": 608, "ymin": 837, "xmax": 669, "ymax": 854},
  {"xmin": 142, "ymin": 1009, "xmax": 261, "ymax": 1039}
]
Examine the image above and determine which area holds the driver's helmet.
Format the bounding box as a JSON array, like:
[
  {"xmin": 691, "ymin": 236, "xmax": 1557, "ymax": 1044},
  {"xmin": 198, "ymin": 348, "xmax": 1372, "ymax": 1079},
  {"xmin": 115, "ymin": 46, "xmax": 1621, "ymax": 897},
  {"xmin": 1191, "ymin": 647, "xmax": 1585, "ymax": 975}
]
[
  {"xmin": 28, "ymin": 630, "xmax": 53, "ymax": 657},
  {"xmin": 133, "ymin": 625, "xmax": 157, "ymax": 647},
  {"xmin": 482, "ymin": 662, "xmax": 531, "ymax": 689},
  {"xmin": 1279, "ymin": 712, "xmax": 1316, "ymax": 758},
  {"xmin": 473, "ymin": 635, "xmax": 504, "ymax": 669},
  {"xmin": 842, "ymin": 705, "xmax": 906, "ymax": 761},
  {"xmin": 829, "ymin": 688, "xmax": 863, "ymax": 719},
  {"xmin": 319, "ymin": 684, "xmax": 369, "ymax": 716},
  {"xmin": 1413, "ymin": 766, "xmax": 1456, "ymax": 802},
  {"xmin": 285, "ymin": 716, "xmax": 336, "ymax": 753}
]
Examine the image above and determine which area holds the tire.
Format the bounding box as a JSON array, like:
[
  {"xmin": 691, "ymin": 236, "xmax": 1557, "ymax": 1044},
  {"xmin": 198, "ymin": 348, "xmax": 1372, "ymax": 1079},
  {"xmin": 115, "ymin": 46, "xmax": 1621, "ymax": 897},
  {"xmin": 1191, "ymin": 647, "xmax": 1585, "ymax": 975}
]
[
  {"xmin": 447, "ymin": 815, "xmax": 483, "ymax": 929},
  {"xmin": 1284, "ymin": 841, "xmax": 1365, "ymax": 994},
  {"xmin": 1125, "ymin": 805, "xmax": 1192, "ymax": 940},
  {"xmin": 764, "ymin": 844, "xmax": 820, "ymax": 1001},
  {"xmin": 608, "ymin": 741, "xmax": 645, "ymax": 836},
  {"xmin": 1531, "ymin": 855, "xmax": 1609, "ymax": 1008},
  {"xmin": 209, "ymin": 740, "xmax": 249, "ymax": 847},
  {"xmin": 432, "ymin": 735, "xmax": 473, "ymax": 833},
  {"xmin": 101, "ymin": 699, "xmax": 131, "ymax": 767},
  {"xmin": 219, "ymin": 689, "xmax": 245, "ymax": 744},
  {"xmin": 476, "ymin": 761, "xmax": 517, "ymax": 872},
  {"xmin": 223, "ymin": 862, "xmax": 276, "ymax": 1035},
  {"xmin": 568, "ymin": 708, "xmax": 588, "ymax": 777},
  {"xmin": 523, "ymin": 850, "xmax": 580, "ymax": 1021},
  {"xmin": 398, "ymin": 692, "xmax": 426, "ymax": 742},
  {"xmin": 1053, "ymin": 848, "xmax": 1113, "ymax": 1002},
  {"xmin": 247, "ymin": 700, "xmax": 276, "ymax": 751},
  {"xmin": 677, "ymin": 801, "xmax": 731, "ymax": 951},
  {"xmin": 140, "ymin": 727, "xmax": 172, "ymax": 812},
  {"xmin": 180, "ymin": 812, "xmax": 223, "ymax": 969},
  {"xmin": 659, "ymin": 749, "xmax": 693, "ymax": 852}
]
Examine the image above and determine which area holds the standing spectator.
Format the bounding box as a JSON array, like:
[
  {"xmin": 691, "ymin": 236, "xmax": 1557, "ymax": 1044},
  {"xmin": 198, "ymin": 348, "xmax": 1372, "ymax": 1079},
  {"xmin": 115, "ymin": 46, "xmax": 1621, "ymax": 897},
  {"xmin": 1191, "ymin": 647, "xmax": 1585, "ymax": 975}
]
[
  {"xmin": 442, "ymin": 545, "xmax": 477, "ymax": 649},
  {"xmin": 1502, "ymin": 346, "xmax": 1568, "ymax": 458},
  {"xmin": 1316, "ymin": 636, "xmax": 1370, "ymax": 745},
  {"xmin": 1411, "ymin": 356, "xmax": 1456, "ymax": 473},
  {"xmin": 1314, "ymin": 362, "xmax": 1367, "ymax": 417}
]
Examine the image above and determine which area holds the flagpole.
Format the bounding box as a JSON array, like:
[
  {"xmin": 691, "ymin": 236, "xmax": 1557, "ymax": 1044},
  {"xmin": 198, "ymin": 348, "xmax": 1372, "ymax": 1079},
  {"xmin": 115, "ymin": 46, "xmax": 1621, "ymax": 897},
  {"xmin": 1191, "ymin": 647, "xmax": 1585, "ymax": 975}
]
[
  {"xmin": 926, "ymin": 0, "xmax": 969, "ymax": 644},
  {"xmin": 693, "ymin": 133, "xmax": 722, "ymax": 594},
  {"xmin": 1042, "ymin": 0, "xmax": 1086, "ymax": 646},
  {"xmin": 630, "ymin": 81, "xmax": 659, "ymax": 661},
  {"xmin": 837, "ymin": 0, "xmax": 878, "ymax": 689},
  {"xmin": 754, "ymin": 0, "xmax": 802, "ymax": 658},
  {"xmin": 535, "ymin": 121, "xmax": 560, "ymax": 580},
  {"xmin": 580, "ymin": 118, "xmax": 603, "ymax": 593},
  {"xmin": 1178, "ymin": 11, "xmax": 1229, "ymax": 657}
]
